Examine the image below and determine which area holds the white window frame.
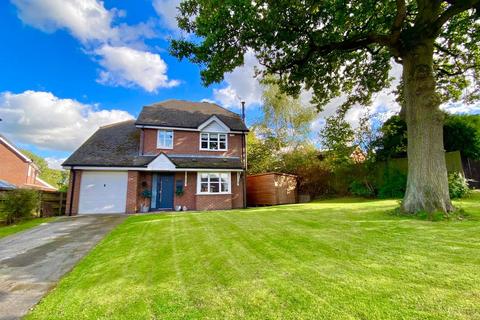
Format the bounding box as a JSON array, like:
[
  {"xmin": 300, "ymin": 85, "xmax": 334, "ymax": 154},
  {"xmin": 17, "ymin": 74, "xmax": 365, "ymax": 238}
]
[
  {"xmin": 157, "ymin": 129, "xmax": 174, "ymax": 149},
  {"xmin": 197, "ymin": 172, "xmax": 231, "ymax": 194},
  {"xmin": 199, "ymin": 132, "xmax": 228, "ymax": 151}
]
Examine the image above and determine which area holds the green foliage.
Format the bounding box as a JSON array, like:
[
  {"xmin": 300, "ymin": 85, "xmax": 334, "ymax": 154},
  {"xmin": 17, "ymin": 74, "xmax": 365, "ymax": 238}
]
[
  {"xmin": 374, "ymin": 114, "xmax": 480, "ymax": 160},
  {"xmin": 349, "ymin": 180, "xmax": 375, "ymax": 198},
  {"xmin": 374, "ymin": 115, "xmax": 408, "ymax": 160},
  {"xmin": 258, "ymin": 77, "xmax": 316, "ymax": 149},
  {"xmin": 448, "ymin": 172, "xmax": 470, "ymax": 199},
  {"xmin": 22, "ymin": 150, "xmax": 69, "ymax": 190},
  {"xmin": 377, "ymin": 169, "xmax": 407, "ymax": 199},
  {"xmin": 246, "ymin": 129, "xmax": 282, "ymax": 174},
  {"xmin": 319, "ymin": 115, "xmax": 355, "ymax": 167},
  {"xmin": 0, "ymin": 189, "xmax": 40, "ymax": 225},
  {"xmin": 444, "ymin": 114, "xmax": 480, "ymax": 159},
  {"xmin": 171, "ymin": 1, "xmax": 480, "ymax": 111}
]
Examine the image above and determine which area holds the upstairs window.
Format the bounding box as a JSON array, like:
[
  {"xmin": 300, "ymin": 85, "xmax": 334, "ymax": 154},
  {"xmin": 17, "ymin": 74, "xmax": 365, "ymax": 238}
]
[
  {"xmin": 157, "ymin": 130, "xmax": 173, "ymax": 149},
  {"xmin": 200, "ymin": 132, "xmax": 227, "ymax": 151}
]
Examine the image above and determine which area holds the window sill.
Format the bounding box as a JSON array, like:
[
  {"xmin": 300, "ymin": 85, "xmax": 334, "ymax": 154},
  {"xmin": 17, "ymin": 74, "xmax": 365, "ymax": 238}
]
[
  {"xmin": 199, "ymin": 149, "xmax": 227, "ymax": 152},
  {"xmin": 156, "ymin": 146, "xmax": 173, "ymax": 150},
  {"xmin": 196, "ymin": 193, "xmax": 232, "ymax": 196}
]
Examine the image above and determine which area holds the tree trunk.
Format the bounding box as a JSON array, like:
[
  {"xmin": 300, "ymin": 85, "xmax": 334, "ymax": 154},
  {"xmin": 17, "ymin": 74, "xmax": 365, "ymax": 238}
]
[{"xmin": 401, "ymin": 40, "xmax": 454, "ymax": 214}]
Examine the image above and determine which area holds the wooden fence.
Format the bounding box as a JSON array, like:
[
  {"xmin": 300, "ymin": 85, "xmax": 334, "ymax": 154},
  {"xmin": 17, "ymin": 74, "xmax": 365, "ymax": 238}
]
[
  {"xmin": 39, "ymin": 191, "xmax": 67, "ymax": 216},
  {"xmin": 0, "ymin": 190, "xmax": 67, "ymax": 217}
]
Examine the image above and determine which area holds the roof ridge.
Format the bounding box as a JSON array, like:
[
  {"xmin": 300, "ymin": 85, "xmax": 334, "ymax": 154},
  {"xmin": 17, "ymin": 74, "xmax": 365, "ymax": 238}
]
[{"xmin": 99, "ymin": 119, "xmax": 135, "ymax": 129}]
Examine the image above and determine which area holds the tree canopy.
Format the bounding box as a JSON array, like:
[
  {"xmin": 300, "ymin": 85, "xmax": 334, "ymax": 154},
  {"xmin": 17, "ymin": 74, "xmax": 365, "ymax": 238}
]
[
  {"xmin": 21, "ymin": 150, "xmax": 69, "ymax": 191},
  {"xmin": 172, "ymin": 0, "xmax": 480, "ymax": 110}
]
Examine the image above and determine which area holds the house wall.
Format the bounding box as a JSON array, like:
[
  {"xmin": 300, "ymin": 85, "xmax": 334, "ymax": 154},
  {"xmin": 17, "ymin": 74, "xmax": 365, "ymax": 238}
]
[
  {"xmin": 196, "ymin": 194, "xmax": 232, "ymax": 210},
  {"xmin": 173, "ymin": 172, "xmax": 197, "ymax": 210},
  {"xmin": 126, "ymin": 171, "xmax": 139, "ymax": 214},
  {"xmin": 142, "ymin": 129, "xmax": 243, "ymax": 157},
  {"xmin": 0, "ymin": 142, "xmax": 29, "ymax": 186},
  {"xmin": 65, "ymin": 170, "xmax": 82, "ymax": 215}
]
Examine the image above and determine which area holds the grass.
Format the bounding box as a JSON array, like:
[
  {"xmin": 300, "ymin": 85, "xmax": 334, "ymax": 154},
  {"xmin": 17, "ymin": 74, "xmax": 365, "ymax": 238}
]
[
  {"xmin": 28, "ymin": 193, "xmax": 480, "ymax": 319},
  {"xmin": 0, "ymin": 217, "xmax": 55, "ymax": 239}
]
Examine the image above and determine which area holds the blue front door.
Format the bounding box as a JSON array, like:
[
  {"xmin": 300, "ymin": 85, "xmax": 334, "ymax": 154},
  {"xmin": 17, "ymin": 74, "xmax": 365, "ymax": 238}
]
[{"xmin": 154, "ymin": 174, "xmax": 174, "ymax": 210}]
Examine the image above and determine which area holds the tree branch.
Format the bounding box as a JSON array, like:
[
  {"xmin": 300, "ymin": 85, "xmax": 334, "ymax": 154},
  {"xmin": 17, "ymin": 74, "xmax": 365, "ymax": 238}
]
[
  {"xmin": 391, "ymin": 0, "xmax": 407, "ymax": 41},
  {"xmin": 434, "ymin": 43, "xmax": 459, "ymax": 57},
  {"xmin": 431, "ymin": 0, "xmax": 480, "ymax": 36},
  {"xmin": 266, "ymin": 33, "xmax": 391, "ymax": 73}
]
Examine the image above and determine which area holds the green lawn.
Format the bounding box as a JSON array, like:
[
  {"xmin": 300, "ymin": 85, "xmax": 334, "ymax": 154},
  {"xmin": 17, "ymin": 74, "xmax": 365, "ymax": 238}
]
[
  {"xmin": 0, "ymin": 217, "xmax": 55, "ymax": 239},
  {"xmin": 28, "ymin": 194, "xmax": 480, "ymax": 320}
]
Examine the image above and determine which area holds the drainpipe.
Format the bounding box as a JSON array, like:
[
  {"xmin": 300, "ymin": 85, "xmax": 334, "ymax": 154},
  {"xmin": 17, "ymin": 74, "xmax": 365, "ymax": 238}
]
[
  {"xmin": 68, "ymin": 169, "xmax": 76, "ymax": 216},
  {"xmin": 241, "ymin": 101, "xmax": 247, "ymax": 209}
]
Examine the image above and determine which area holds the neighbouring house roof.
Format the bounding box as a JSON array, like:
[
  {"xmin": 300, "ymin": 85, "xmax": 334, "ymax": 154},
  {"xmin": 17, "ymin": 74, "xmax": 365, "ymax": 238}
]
[
  {"xmin": 0, "ymin": 179, "xmax": 17, "ymax": 190},
  {"xmin": 136, "ymin": 99, "xmax": 248, "ymax": 132},
  {"xmin": 63, "ymin": 120, "xmax": 154, "ymax": 167},
  {"xmin": 0, "ymin": 134, "xmax": 32, "ymax": 163}
]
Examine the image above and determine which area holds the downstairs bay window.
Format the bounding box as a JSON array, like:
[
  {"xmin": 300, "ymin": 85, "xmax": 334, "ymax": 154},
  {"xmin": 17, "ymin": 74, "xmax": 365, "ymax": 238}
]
[{"xmin": 197, "ymin": 172, "xmax": 230, "ymax": 194}]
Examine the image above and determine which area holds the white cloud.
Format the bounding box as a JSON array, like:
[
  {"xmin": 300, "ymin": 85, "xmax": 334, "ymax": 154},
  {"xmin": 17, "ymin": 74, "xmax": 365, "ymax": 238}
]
[
  {"xmin": 441, "ymin": 102, "xmax": 480, "ymax": 114},
  {"xmin": 213, "ymin": 51, "xmax": 263, "ymax": 109},
  {"xmin": 0, "ymin": 90, "xmax": 134, "ymax": 152},
  {"xmin": 153, "ymin": 0, "xmax": 181, "ymax": 31},
  {"xmin": 95, "ymin": 45, "xmax": 179, "ymax": 92},
  {"xmin": 12, "ymin": 0, "xmax": 116, "ymax": 43},
  {"xmin": 11, "ymin": 0, "xmax": 178, "ymax": 93},
  {"xmin": 45, "ymin": 157, "xmax": 67, "ymax": 170}
]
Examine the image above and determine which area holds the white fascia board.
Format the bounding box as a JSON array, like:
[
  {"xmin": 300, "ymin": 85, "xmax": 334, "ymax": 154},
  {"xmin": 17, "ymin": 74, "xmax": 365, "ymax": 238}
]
[
  {"xmin": 68, "ymin": 166, "xmax": 243, "ymax": 172},
  {"xmin": 36, "ymin": 177, "xmax": 57, "ymax": 190},
  {"xmin": 136, "ymin": 125, "xmax": 199, "ymax": 132},
  {"xmin": 0, "ymin": 136, "xmax": 32, "ymax": 163},
  {"xmin": 198, "ymin": 115, "xmax": 230, "ymax": 132}
]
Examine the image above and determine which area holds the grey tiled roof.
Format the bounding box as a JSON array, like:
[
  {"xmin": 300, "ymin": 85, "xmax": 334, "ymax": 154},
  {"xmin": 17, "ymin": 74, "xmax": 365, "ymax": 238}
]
[
  {"xmin": 136, "ymin": 99, "xmax": 248, "ymax": 131},
  {"xmin": 62, "ymin": 121, "xmax": 244, "ymax": 169},
  {"xmin": 62, "ymin": 120, "xmax": 155, "ymax": 167},
  {"xmin": 0, "ymin": 179, "xmax": 17, "ymax": 190}
]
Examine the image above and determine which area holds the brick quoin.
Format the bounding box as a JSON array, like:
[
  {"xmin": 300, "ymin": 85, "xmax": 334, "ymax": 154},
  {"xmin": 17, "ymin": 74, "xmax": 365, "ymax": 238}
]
[
  {"xmin": 126, "ymin": 171, "xmax": 139, "ymax": 214},
  {"xmin": 65, "ymin": 170, "xmax": 82, "ymax": 215}
]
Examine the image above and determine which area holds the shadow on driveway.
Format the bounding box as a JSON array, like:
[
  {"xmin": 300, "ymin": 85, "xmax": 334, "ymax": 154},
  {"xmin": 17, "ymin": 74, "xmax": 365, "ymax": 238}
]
[{"xmin": 0, "ymin": 215, "xmax": 125, "ymax": 320}]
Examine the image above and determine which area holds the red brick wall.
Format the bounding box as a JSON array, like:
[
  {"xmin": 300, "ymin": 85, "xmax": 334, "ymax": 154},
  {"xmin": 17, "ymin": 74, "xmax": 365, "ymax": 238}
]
[
  {"xmin": 126, "ymin": 171, "xmax": 139, "ymax": 214},
  {"xmin": 196, "ymin": 194, "xmax": 232, "ymax": 210},
  {"xmin": 231, "ymin": 172, "xmax": 245, "ymax": 209},
  {"xmin": 137, "ymin": 172, "xmax": 152, "ymax": 212},
  {"xmin": 142, "ymin": 129, "xmax": 243, "ymax": 157},
  {"xmin": 65, "ymin": 170, "xmax": 82, "ymax": 215},
  {"xmin": 173, "ymin": 172, "xmax": 197, "ymax": 210},
  {"xmin": 0, "ymin": 142, "xmax": 30, "ymax": 186}
]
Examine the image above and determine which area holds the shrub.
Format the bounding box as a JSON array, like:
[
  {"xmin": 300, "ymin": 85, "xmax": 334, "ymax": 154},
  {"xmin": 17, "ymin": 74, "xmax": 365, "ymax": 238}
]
[
  {"xmin": 0, "ymin": 189, "xmax": 40, "ymax": 225},
  {"xmin": 448, "ymin": 172, "xmax": 470, "ymax": 199},
  {"xmin": 377, "ymin": 169, "xmax": 407, "ymax": 199},
  {"xmin": 349, "ymin": 180, "xmax": 375, "ymax": 197}
]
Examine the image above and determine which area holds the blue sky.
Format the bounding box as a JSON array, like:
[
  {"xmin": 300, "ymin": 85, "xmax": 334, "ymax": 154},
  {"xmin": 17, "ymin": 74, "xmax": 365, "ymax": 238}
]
[
  {"xmin": 0, "ymin": 1, "xmax": 478, "ymax": 169},
  {"xmin": 0, "ymin": 0, "xmax": 264, "ymax": 167}
]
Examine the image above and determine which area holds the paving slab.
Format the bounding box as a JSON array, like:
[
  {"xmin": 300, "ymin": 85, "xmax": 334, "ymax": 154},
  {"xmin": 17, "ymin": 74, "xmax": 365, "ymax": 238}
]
[{"xmin": 0, "ymin": 215, "xmax": 125, "ymax": 320}]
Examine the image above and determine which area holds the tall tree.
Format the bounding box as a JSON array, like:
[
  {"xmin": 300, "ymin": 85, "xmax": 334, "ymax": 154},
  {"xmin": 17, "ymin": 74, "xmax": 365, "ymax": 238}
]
[
  {"xmin": 171, "ymin": 0, "xmax": 480, "ymax": 213},
  {"xmin": 257, "ymin": 77, "xmax": 316, "ymax": 150}
]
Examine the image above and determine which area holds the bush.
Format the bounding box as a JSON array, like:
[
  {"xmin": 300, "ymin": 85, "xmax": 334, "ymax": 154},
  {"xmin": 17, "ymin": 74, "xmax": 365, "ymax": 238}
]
[
  {"xmin": 377, "ymin": 169, "xmax": 407, "ymax": 199},
  {"xmin": 0, "ymin": 189, "xmax": 40, "ymax": 225},
  {"xmin": 349, "ymin": 180, "xmax": 375, "ymax": 197},
  {"xmin": 448, "ymin": 172, "xmax": 470, "ymax": 199}
]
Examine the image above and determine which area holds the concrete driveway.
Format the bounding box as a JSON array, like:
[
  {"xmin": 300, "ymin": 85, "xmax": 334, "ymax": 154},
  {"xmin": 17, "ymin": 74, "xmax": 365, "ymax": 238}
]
[{"xmin": 0, "ymin": 215, "xmax": 125, "ymax": 320}]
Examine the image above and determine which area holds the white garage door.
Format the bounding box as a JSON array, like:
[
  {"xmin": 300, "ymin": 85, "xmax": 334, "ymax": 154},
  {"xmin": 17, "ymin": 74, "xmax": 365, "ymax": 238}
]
[{"xmin": 79, "ymin": 171, "xmax": 128, "ymax": 214}]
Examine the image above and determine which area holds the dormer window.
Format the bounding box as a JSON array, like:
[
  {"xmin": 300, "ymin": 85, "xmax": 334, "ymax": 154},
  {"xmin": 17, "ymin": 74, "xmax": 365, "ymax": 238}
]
[
  {"xmin": 157, "ymin": 130, "xmax": 173, "ymax": 149},
  {"xmin": 200, "ymin": 132, "xmax": 227, "ymax": 151}
]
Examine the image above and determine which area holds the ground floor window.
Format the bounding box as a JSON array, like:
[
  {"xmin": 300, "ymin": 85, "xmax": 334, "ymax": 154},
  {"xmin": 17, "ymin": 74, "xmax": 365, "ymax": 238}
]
[{"xmin": 197, "ymin": 172, "xmax": 230, "ymax": 194}]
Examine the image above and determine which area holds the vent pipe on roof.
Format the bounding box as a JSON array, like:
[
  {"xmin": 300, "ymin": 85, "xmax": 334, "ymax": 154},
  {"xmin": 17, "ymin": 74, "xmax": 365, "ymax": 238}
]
[{"xmin": 241, "ymin": 101, "xmax": 245, "ymax": 122}]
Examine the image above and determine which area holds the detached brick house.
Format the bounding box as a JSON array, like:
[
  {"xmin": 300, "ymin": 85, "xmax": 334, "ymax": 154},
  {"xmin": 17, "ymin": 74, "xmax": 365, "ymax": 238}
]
[
  {"xmin": 0, "ymin": 135, "xmax": 57, "ymax": 191},
  {"xmin": 63, "ymin": 100, "xmax": 248, "ymax": 214}
]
